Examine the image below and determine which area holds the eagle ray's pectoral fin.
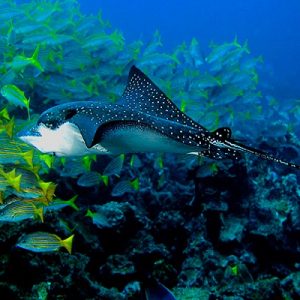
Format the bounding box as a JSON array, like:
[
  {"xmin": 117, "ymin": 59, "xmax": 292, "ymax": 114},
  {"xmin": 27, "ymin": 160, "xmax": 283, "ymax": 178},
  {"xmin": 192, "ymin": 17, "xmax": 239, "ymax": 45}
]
[
  {"xmin": 71, "ymin": 114, "xmax": 103, "ymax": 148},
  {"xmin": 85, "ymin": 120, "xmax": 145, "ymax": 150}
]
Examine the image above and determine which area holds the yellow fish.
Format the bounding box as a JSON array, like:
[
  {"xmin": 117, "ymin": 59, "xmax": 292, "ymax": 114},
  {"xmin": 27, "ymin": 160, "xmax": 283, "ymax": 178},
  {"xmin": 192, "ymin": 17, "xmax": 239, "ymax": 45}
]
[
  {"xmin": 6, "ymin": 44, "xmax": 44, "ymax": 73},
  {"xmin": 0, "ymin": 199, "xmax": 43, "ymax": 222},
  {"xmin": 16, "ymin": 232, "xmax": 74, "ymax": 254},
  {"xmin": 1, "ymin": 84, "xmax": 30, "ymax": 119},
  {"xmin": 0, "ymin": 168, "xmax": 22, "ymax": 191}
]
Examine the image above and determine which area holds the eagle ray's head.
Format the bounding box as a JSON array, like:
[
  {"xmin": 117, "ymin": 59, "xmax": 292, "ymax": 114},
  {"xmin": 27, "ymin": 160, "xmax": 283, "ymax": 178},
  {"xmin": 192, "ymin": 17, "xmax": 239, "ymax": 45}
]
[{"xmin": 17, "ymin": 105, "xmax": 88, "ymax": 157}]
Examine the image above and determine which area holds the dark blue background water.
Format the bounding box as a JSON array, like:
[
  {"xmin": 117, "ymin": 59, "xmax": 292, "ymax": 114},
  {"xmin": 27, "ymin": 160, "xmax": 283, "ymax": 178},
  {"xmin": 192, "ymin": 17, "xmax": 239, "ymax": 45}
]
[{"xmin": 79, "ymin": 0, "xmax": 300, "ymax": 100}]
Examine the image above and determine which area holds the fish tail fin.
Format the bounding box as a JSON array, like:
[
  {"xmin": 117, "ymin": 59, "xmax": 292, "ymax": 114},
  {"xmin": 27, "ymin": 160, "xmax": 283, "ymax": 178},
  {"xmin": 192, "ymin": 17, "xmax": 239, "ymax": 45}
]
[
  {"xmin": 171, "ymin": 52, "xmax": 180, "ymax": 64},
  {"xmin": 26, "ymin": 97, "xmax": 30, "ymax": 120},
  {"xmin": 34, "ymin": 206, "xmax": 44, "ymax": 222},
  {"xmin": 22, "ymin": 150, "xmax": 34, "ymax": 168},
  {"xmin": 100, "ymin": 175, "xmax": 109, "ymax": 186},
  {"xmin": 130, "ymin": 178, "xmax": 139, "ymax": 191},
  {"xmin": 243, "ymin": 39, "xmax": 250, "ymax": 54},
  {"xmin": 13, "ymin": 174, "xmax": 22, "ymax": 192},
  {"xmin": 31, "ymin": 45, "xmax": 40, "ymax": 61},
  {"xmin": 85, "ymin": 209, "xmax": 94, "ymax": 218},
  {"xmin": 62, "ymin": 234, "xmax": 74, "ymax": 254},
  {"xmin": 30, "ymin": 45, "xmax": 44, "ymax": 72},
  {"xmin": 233, "ymin": 35, "xmax": 240, "ymax": 47},
  {"xmin": 67, "ymin": 195, "xmax": 79, "ymax": 211}
]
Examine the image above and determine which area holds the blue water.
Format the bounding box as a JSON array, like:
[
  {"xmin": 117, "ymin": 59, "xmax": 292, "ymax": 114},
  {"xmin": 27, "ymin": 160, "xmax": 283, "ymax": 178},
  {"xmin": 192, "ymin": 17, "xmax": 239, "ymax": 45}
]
[{"xmin": 79, "ymin": 0, "xmax": 300, "ymax": 99}]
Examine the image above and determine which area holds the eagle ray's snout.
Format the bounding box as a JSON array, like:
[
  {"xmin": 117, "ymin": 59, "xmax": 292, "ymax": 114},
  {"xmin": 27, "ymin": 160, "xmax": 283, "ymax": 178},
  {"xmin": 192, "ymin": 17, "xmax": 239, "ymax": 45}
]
[{"xmin": 17, "ymin": 125, "xmax": 42, "ymax": 138}]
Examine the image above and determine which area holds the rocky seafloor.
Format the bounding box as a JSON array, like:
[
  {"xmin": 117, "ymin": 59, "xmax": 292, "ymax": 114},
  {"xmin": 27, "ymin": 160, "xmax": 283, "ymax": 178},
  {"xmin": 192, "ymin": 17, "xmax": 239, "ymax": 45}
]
[{"xmin": 1, "ymin": 149, "xmax": 300, "ymax": 300}]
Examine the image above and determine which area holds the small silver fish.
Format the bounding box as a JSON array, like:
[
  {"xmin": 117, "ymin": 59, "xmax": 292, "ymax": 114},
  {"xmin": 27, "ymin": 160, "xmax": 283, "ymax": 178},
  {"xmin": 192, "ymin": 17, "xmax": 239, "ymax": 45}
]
[
  {"xmin": 103, "ymin": 154, "xmax": 125, "ymax": 177},
  {"xmin": 111, "ymin": 178, "xmax": 139, "ymax": 197},
  {"xmin": 85, "ymin": 209, "xmax": 110, "ymax": 228},
  {"xmin": 42, "ymin": 195, "xmax": 79, "ymax": 212}
]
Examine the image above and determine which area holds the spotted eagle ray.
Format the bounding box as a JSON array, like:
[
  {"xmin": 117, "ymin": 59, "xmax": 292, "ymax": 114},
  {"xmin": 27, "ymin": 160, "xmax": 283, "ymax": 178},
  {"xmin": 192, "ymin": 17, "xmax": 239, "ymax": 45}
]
[{"xmin": 18, "ymin": 66, "xmax": 300, "ymax": 170}]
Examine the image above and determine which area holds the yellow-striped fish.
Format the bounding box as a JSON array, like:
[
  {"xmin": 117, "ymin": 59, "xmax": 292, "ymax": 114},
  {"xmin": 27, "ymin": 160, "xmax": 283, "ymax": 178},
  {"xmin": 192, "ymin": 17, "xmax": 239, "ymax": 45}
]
[
  {"xmin": 1, "ymin": 84, "xmax": 31, "ymax": 119},
  {"xmin": 16, "ymin": 232, "xmax": 74, "ymax": 254},
  {"xmin": 0, "ymin": 199, "xmax": 43, "ymax": 222},
  {"xmin": 41, "ymin": 195, "xmax": 79, "ymax": 212}
]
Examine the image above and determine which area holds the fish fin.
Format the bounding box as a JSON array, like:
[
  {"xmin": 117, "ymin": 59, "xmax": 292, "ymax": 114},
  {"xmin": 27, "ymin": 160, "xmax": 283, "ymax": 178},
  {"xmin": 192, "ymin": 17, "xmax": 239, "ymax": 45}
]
[
  {"xmin": 100, "ymin": 175, "xmax": 109, "ymax": 186},
  {"xmin": 67, "ymin": 195, "xmax": 79, "ymax": 211},
  {"xmin": 70, "ymin": 114, "xmax": 102, "ymax": 148},
  {"xmin": 85, "ymin": 209, "xmax": 94, "ymax": 218},
  {"xmin": 201, "ymin": 127, "xmax": 242, "ymax": 161},
  {"xmin": 103, "ymin": 154, "xmax": 125, "ymax": 177},
  {"xmin": 130, "ymin": 177, "xmax": 139, "ymax": 190},
  {"xmin": 31, "ymin": 45, "xmax": 44, "ymax": 72},
  {"xmin": 34, "ymin": 206, "xmax": 44, "ymax": 222},
  {"xmin": 70, "ymin": 111, "xmax": 134, "ymax": 149},
  {"xmin": 88, "ymin": 119, "xmax": 143, "ymax": 148},
  {"xmin": 111, "ymin": 179, "xmax": 134, "ymax": 196},
  {"xmin": 187, "ymin": 141, "xmax": 242, "ymax": 161},
  {"xmin": 145, "ymin": 281, "xmax": 177, "ymax": 300},
  {"xmin": 62, "ymin": 234, "xmax": 74, "ymax": 254},
  {"xmin": 199, "ymin": 147, "xmax": 242, "ymax": 161},
  {"xmin": 119, "ymin": 66, "xmax": 206, "ymax": 131}
]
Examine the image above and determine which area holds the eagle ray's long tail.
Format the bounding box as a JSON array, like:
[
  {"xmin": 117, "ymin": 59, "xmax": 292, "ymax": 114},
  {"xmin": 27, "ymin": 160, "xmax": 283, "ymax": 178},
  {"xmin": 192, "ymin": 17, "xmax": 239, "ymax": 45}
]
[
  {"xmin": 223, "ymin": 138, "xmax": 300, "ymax": 170},
  {"xmin": 198, "ymin": 127, "xmax": 300, "ymax": 169}
]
